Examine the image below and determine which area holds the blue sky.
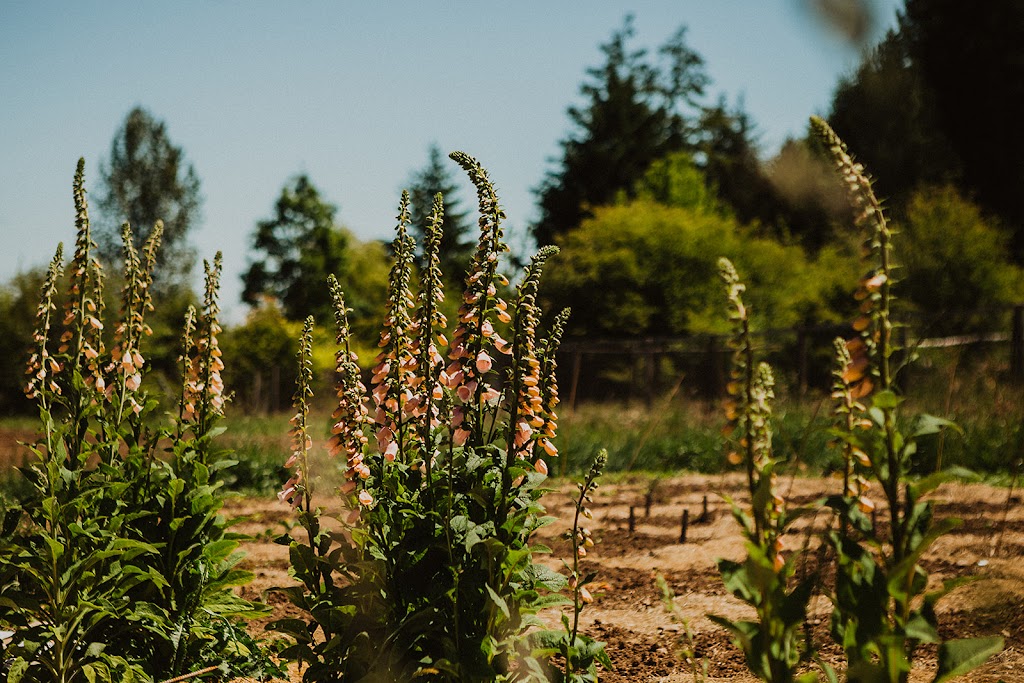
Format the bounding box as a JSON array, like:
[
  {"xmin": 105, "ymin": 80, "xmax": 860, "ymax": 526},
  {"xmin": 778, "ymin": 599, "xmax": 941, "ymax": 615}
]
[{"xmin": 1, "ymin": 1, "xmax": 901, "ymax": 319}]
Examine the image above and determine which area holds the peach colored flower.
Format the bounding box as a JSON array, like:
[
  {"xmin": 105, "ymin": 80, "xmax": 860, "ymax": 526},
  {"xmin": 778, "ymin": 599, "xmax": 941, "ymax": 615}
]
[{"xmin": 476, "ymin": 350, "xmax": 493, "ymax": 373}]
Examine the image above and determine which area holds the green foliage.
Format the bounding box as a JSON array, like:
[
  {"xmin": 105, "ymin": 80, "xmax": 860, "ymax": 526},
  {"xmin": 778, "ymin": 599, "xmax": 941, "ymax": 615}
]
[
  {"xmin": 629, "ymin": 151, "xmax": 720, "ymax": 214},
  {"xmin": 272, "ymin": 154, "xmax": 583, "ymax": 681},
  {"xmin": 96, "ymin": 106, "xmax": 202, "ymax": 288},
  {"xmin": 812, "ymin": 116, "xmax": 1003, "ymax": 683},
  {"xmin": 532, "ymin": 15, "xmax": 708, "ymax": 246},
  {"xmin": 540, "ymin": 200, "xmax": 855, "ymax": 339},
  {"xmin": 0, "ymin": 161, "xmax": 280, "ymax": 681},
  {"xmin": 241, "ymin": 174, "xmax": 350, "ymax": 323},
  {"xmin": 0, "ymin": 269, "xmax": 47, "ymax": 415},
  {"xmin": 897, "ymin": 185, "xmax": 1022, "ymax": 334}
]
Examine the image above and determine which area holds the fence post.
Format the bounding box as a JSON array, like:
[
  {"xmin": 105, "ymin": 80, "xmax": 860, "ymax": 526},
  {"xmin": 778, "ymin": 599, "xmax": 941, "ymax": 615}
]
[
  {"xmin": 706, "ymin": 336, "xmax": 723, "ymax": 397},
  {"xmin": 568, "ymin": 350, "xmax": 582, "ymax": 413},
  {"xmin": 796, "ymin": 327, "xmax": 809, "ymax": 396},
  {"xmin": 271, "ymin": 365, "xmax": 281, "ymax": 413},
  {"xmin": 644, "ymin": 351, "xmax": 656, "ymax": 407},
  {"xmin": 1012, "ymin": 304, "xmax": 1024, "ymax": 382}
]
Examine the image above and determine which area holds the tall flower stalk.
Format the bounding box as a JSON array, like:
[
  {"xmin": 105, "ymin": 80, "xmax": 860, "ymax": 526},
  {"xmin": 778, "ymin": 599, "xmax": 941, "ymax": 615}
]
[
  {"xmin": 711, "ymin": 258, "xmax": 815, "ymax": 683},
  {"xmin": 812, "ymin": 116, "xmax": 1003, "ymax": 683}
]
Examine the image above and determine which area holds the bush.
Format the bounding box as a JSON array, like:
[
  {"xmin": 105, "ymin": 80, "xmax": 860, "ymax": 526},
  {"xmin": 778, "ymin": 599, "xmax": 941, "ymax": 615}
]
[
  {"xmin": 540, "ymin": 200, "xmax": 855, "ymax": 340},
  {"xmin": 897, "ymin": 184, "xmax": 1022, "ymax": 334}
]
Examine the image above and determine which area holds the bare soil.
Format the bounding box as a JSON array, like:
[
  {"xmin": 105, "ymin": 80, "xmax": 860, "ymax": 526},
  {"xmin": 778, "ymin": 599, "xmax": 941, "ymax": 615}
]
[{"xmin": 226, "ymin": 473, "xmax": 1024, "ymax": 682}]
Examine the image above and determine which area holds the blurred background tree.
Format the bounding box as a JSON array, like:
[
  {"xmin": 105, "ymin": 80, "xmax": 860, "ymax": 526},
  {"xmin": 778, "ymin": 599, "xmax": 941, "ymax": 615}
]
[
  {"xmin": 241, "ymin": 174, "xmax": 350, "ymax": 324},
  {"xmin": 896, "ymin": 185, "xmax": 1022, "ymax": 335},
  {"xmin": 240, "ymin": 174, "xmax": 388, "ymax": 345},
  {"xmin": 96, "ymin": 106, "xmax": 202, "ymax": 289},
  {"xmin": 531, "ymin": 15, "xmax": 709, "ymax": 247},
  {"xmin": 903, "ymin": 0, "xmax": 1024, "ymax": 260}
]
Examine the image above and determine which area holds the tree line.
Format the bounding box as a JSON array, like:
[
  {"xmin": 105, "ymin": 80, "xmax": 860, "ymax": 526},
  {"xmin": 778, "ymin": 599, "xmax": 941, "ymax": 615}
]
[{"xmin": 2, "ymin": 5, "xmax": 1023, "ymax": 413}]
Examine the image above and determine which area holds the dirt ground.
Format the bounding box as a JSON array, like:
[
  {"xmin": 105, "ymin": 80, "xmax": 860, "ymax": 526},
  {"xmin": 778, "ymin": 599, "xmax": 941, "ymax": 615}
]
[{"xmin": 226, "ymin": 473, "xmax": 1024, "ymax": 682}]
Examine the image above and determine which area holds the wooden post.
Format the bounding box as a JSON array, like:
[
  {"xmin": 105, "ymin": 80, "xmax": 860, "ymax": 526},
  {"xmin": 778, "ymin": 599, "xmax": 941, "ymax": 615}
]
[
  {"xmin": 568, "ymin": 351, "xmax": 582, "ymax": 413},
  {"xmin": 796, "ymin": 328, "xmax": 809, "ymax": 397},
  {"xmin": 697, "ymin": 495, "xmax": 709, "ymax": 524},
  {"xmin": 1012, "ymin": 304, "xmax": 1024, "ymax": 382},
  {"xmin": 644, "ymin": 491, "xmax": 653, "ymax": 518},
  {"xmin": 679, "ymin": 509, "xmax": 689, "ymax": 543},
  {"xmin": 644, "ymin": 351, "xmax": 656, "ymax": 407},
  {"xmin": 706, "ymin": 336, "xmax": 722, "ymax": 397},
  {"xmin": 628, "ymin": 506, "xmax": 636, "ymax": 534},
  {"xmin": 271, "ymin": 365, "xmax": 281, "ymax": 413}
]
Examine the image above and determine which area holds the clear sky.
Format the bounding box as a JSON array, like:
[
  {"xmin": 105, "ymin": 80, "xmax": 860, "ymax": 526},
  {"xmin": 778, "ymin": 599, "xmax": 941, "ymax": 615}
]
[{"xmin": 1, "ymin": 1, "xmax": 902, "ymax": 320}]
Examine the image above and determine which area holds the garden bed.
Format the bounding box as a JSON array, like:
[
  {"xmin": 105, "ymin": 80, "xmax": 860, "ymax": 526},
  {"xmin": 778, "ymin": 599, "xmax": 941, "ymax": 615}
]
[{"xmin": 227, "ymin": 473, "xmax": 1024, "ymax": 682}]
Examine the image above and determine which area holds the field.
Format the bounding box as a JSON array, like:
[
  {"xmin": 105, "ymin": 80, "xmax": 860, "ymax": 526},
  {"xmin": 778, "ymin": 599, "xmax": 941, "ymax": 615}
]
[{"xmin": 225, "ymin": 472, "xmax": 1024, "ymax": 682}]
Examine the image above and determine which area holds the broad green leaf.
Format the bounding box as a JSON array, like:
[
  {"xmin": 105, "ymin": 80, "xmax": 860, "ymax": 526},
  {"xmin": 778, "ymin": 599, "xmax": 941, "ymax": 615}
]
[
  {"xmin": 933, "ymin": 636, "xmax": 1004, "ymax": 682},
  {"xmin": 485, "ymin": 584, "xmax": 510, "ymax": 619}
]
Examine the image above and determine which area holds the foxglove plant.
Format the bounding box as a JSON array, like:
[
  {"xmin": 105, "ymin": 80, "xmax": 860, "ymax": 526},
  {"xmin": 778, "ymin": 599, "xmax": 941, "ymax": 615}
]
[
  {"xmin": 273, "ymin": 153, "xmax": 576, "ymax": 682},
  {"xmin": 812, "ymin": 116, "xmax": 1003, "ymax": 683},
  {"xmin": 710, "ymin": 258, "xmax": 818, "ymax": 683},
  {"xmin": 532, "ymin": 450, "xmax": 612, "ymax": 683},
  {"xmin": 0, "ymin": 160, "xmax": 278, "ymax": 682}
]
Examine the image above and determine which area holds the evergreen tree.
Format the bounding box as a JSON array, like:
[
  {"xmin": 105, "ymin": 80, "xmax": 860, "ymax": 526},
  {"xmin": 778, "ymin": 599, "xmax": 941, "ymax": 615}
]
[
  {"xmin": 827, "ymin": 29, "xmax": 959, "ymax": 209},
  {"xmin": 97, "ymin": 106, "xmax": 202, "ymax": 286},
  {"xmin": 902, "ymin": 0, "xmax": 1024, "ymax": 258},
  {"xmin": 241, "ymin": 175, "xmax": 350, "ymax": 322},
  {"xmin": 407, "ymin": 144, "xmax": 473, "ymax": 279},
  {"xmin": 696, "ymin": 98, "xmax": 783, "ymax": 230},
  {"xmin": 532, "ymin": 15, "xmax": 708, "ymax": 246}
]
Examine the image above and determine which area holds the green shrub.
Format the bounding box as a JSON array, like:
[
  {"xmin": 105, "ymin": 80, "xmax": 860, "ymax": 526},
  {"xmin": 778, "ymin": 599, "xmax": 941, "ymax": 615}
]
[{"xmin": 540, "ymin": 199, "xmax": 855, "ymax": 340}]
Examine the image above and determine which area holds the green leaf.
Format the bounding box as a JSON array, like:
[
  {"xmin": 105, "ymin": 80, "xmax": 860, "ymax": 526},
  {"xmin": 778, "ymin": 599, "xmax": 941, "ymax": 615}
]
[
  {"xmin": 485, "ymin": 584, "xmax": 510, "ymax": 620},
  {"xmin": 910, "ymin": 414, "xmax": 961, "ymax": 439},
  {"xmin": 933, "ymin": 636, "xmax": 1004, "ymax": 682},
  {"xmin": 872, "ymin": 390, "xmax": 900, "ymax": 410},
  {"xmin": 6, "ymin": 657, "xmax": 27, "ymax": 683},
  {"xmin": 910, "ymin": 466, "xmax": 979, "ymax": 498}
]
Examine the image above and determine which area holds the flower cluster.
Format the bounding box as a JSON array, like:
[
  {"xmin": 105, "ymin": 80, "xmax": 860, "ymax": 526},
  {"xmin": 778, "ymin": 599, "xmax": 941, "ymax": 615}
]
[
  {"xmin": 811, "ymin": 115, "xmax": 894, "ymax": 393},
  {"xmin": 504, "ymin": 247, "xmax": 562, "ymax": 473},
  {"xmin": 719, "ymin": 257, "xmax": 785, "ymax": 566},
  {"xmin": 280, "ymin": 317, "xmax": 315, "ymax": 509},
  {"xmin": 370, "ymin": 194, "xmax": 419, "ymax": 468},
  {"xmin": 102, "ymin": 222, "xmax": 162, "ymax": 415},
  {"xmin": 181, "ymin": 254, "xmax": 226, "ymax": 431},
  {"xmin": 440, "ymin": 154, "xmax": 510, "ymax": 450},
  {"xmin": 830, "ymin": 337, "xmax": 874, "ymax": 514},
  {"xmin": 24, "ymin": 245, "xmax": 65, "ymax": 401},
  {"xmin": 58, "ymin": 160, "xmax": 106, "ymax": 392},
  {"xmin": 327, "ymin": 277, "xmax": 372, "ymax": 497}
]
